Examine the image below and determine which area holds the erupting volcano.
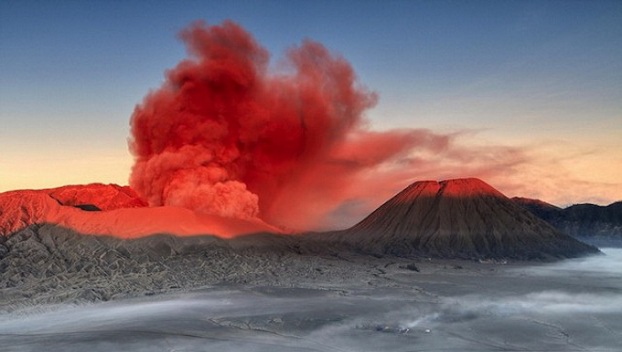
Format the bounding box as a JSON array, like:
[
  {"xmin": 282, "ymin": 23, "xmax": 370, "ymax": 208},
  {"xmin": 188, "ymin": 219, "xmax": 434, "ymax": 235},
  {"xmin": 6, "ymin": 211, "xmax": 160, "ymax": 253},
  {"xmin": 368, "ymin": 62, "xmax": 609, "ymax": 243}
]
[
  {"xmin": 127, "ymin": 20, "xmax": 452, "ymax": 231},
  {"xmin": 0, "ymin": 21, "xmax": 602, "ymax": 261}
]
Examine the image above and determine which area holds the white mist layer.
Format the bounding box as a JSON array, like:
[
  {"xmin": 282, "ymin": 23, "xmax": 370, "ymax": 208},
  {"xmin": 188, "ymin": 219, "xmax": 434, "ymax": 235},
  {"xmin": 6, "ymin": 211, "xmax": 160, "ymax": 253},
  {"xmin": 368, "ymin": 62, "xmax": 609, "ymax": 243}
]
[{"xmin": 0, "ymin": 249, "xmax": 620, "ymax": 352}]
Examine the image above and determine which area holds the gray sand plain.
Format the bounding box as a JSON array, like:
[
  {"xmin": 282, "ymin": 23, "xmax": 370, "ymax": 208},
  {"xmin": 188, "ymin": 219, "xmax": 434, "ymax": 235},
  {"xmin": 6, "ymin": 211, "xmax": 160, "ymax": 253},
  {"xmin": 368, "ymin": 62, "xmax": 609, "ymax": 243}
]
[{"xmin": 0, "ymin": 234, "xmax": 620, "ymax": 352}]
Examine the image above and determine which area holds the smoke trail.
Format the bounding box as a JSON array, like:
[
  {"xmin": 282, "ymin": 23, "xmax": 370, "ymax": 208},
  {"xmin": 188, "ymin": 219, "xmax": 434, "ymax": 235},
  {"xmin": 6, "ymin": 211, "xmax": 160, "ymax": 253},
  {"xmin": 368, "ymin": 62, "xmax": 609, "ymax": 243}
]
[{"xmin": 129, "ymin": 20, "xmax": 449, "ymax": 229}]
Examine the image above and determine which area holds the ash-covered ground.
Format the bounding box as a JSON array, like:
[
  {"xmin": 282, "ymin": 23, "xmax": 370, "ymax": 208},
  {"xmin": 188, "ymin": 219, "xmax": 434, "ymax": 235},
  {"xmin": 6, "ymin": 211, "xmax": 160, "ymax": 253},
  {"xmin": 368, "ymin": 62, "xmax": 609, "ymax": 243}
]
[{"xmin": 0, "ymin": 226, "xmax": 620, "ymax": 351}]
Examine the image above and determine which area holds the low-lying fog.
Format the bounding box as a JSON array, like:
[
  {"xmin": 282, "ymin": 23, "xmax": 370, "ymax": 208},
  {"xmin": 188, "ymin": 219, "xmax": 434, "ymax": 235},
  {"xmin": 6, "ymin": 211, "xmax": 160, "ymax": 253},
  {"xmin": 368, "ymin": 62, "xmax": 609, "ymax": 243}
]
[{"xmin": 1, "ymin": 249, "xmax": 621, "ymax": 352}]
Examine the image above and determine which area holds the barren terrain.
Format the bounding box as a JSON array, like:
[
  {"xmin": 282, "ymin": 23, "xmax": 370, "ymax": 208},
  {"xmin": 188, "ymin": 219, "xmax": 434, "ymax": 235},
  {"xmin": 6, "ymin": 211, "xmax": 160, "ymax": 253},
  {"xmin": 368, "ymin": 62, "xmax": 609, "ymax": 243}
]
[{"xmin": 0, "ymin": 225, "xmax": 620, "ymax": 351}]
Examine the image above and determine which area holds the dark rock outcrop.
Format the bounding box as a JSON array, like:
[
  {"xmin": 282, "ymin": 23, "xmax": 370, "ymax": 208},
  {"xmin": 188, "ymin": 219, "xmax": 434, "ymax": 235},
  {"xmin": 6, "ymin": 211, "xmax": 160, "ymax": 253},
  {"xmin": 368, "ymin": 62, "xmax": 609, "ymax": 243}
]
[{"xmin": 74, "ymin": 204, "xmax": 102, "ymax": 211}]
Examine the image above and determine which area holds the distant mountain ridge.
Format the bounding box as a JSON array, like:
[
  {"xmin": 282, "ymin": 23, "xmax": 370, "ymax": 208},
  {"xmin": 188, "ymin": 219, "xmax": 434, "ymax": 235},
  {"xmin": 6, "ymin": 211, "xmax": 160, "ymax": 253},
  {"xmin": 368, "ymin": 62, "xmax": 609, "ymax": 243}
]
[
  {"xmin": 330, "ymin": 178, "xmax": 598, "ymax": 260},
  {"xmin": 513, "ymin": 198, "xmax": 622, "ymax": 238}
]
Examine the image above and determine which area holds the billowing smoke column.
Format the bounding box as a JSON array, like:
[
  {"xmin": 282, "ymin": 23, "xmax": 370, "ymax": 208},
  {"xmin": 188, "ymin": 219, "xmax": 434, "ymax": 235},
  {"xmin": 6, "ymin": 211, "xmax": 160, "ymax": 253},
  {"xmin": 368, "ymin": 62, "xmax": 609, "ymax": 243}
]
[{"xmin": 130, "ymin": 20, "xmax": 444, "ymax": 230}]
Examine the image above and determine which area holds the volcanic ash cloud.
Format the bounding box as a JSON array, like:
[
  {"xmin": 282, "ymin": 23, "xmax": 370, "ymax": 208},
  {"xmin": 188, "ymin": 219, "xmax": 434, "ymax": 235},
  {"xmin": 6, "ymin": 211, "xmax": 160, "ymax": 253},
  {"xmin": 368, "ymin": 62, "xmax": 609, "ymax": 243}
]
[{"xmin": 129, "ymin": 20, "xmax": 448, "ymax": 230}]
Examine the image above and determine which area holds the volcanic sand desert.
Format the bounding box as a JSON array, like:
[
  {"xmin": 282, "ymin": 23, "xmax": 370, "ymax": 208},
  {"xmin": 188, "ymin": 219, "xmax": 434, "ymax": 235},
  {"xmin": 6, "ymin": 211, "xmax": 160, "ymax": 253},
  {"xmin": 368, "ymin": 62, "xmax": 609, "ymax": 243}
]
[{"xmin": 0, "ymin": 225, "xmax": 620, "ymax": 352}]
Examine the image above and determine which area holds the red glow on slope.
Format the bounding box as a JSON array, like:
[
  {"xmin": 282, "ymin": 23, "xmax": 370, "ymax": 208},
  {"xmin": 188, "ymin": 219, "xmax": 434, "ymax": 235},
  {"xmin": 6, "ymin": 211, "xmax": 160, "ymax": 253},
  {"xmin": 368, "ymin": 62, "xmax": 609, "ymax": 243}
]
[
  {"xmin": 437, "ymin": 178, "xmax": 505, "ymax": 198},
  {"xmin": 0, "ymin": 189, "xmax": 278, "ymax": 238},
  {"xmin": 392, "ymin": 178, "xmax": 506, "ymax": 203},
  {"xmin": 44, "ymin": 183, "xmax": 146, "ymax": 210}
]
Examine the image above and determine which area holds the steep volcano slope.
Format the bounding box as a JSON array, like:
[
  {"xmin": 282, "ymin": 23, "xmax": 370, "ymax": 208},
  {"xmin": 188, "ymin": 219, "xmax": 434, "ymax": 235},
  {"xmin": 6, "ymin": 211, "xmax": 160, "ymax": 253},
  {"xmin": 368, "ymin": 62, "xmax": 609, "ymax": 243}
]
[
  {"xmin": 514, "ymin": 198, "xmax": 622, "ymax": 238},
  {"xmin": 334, "ymin": 178, "xmax": 598, "ymax": 260}
]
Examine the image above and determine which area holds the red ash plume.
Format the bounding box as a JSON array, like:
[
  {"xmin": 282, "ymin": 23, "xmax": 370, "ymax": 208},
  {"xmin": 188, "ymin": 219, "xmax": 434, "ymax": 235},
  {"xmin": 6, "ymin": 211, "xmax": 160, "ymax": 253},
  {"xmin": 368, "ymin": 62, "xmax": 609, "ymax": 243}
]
[{"xmin": 129, "ymin": 21, "xmax": 447, "ymax": 230}]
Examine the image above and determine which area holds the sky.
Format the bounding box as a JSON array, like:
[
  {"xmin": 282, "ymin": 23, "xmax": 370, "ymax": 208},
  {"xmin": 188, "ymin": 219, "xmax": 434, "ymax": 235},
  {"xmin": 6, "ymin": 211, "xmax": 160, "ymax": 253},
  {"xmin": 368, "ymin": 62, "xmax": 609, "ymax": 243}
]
[{"xmin": 1, "ymin": 0, "xmax": 621, "ymax": 213}]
